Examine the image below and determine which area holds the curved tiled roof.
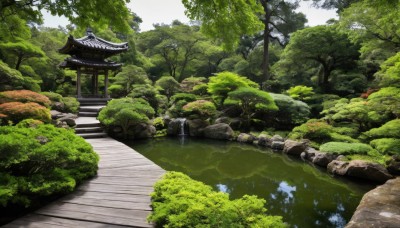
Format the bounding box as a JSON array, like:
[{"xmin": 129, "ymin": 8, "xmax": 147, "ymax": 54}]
[
  {"xmin": 60, "ymin": 57, "xmax": 122, "ymax": 70},
  {"xmin": 59, "ymin": 32, "xmax": 128, "ymax": 58}
]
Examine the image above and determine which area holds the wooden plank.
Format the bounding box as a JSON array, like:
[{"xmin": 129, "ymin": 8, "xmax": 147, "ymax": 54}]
[
  {"xmin": 60, "ymin": 198, "xmax": 152, "ymax": 211},
  {"xmin": 4, "ymin": 214, "xmax": 126, "ymax": 228},
  {"xmin": 5, "ymin": 129, "xmax": 165, "ymax": 227},
  {"xmin": 36, "ymin": 204, "xmax": 151, "ymax": 227},
  {"xmin": 67, "ymin": 190, "xmax": 152, "ymax": 203}
]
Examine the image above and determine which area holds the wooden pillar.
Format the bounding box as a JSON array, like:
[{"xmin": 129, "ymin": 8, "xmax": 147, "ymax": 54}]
[
  {"xmin": 77, "ymin": 67, "xmax": 82, "ymax": 98},
  {"xmin": 104, "ymin": 70, "xmax": 109, "ymax": 98},
  {"xmin": 95, "ymin": 71, "xmax": 99, "ymax": 96},
  {"xmin": 91, "ymin": 72, "xmax": 96, "ymax": 95}
]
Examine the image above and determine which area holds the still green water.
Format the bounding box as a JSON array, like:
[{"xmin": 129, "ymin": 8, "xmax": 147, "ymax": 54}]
[{"xmin": 127, "ymin": 137, "xmax": 375, "ymax": 228}]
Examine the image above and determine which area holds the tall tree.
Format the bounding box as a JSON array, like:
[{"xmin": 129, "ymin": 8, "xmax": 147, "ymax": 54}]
[
  {"xmin": 0, "ymin": 0, "xmax": 131, "ymax": 33},
  {"xmin": 182, "ymin": 0, "xmax": 306, "ymax": 82},
  {"xmin": 274, "ymin": 25, "xmax": 360, "ymax": 92}
]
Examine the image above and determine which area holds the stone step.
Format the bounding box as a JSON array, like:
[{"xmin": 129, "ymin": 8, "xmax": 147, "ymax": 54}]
[
  {"xmin": 79, "ymin": 112, "xmax": 98, "ymax": 117},
  {"xmin": 76, "ymin": 122, "xmax": 102, "ymax": 128},
  {"xmin": 77, "ymin": 132, "xmax": 108, "ymax": 139},
  {"xmin": 80, "ymin": 102, "xmax": 108, "ymax": 106},
  {"xmin": 75, "ymin": 127, "xmax": 104, "ymax": 134},
  {"xmin": 79, "ymin": 107, "xmax": 101, "ymax": 113}
]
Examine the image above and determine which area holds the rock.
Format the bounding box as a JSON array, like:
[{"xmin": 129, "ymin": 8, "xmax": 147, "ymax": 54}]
[
  {"xmin": 53, "ymin": 102, "xmax": 65, "ymax": 111},
  {"xmin": 336, "ymin": 155, "xmax": 347, "ymax": 161},
  {"xmin": 271, "ymin": 134, "xmax": 284, "ymax": 142},
  {"xmin": 111, "ymin": 126, "xmax": 122, "ymax": 133},
  {"xmin": 312, "ymin": 152, "xmax": 337, "ymax": 167},
  {"xmin": 300, "ymin": 152, "xmax": 307, "ymax": 160},
  {"xmin": 258, "ymin": 134, "xmax": 272, "ymax": 147},
  {"xmin": 237, "ymin": 133, "xmax": 256, "ymax": 144},
  {"xmin": 58, "ymin": 117, "xmax": 76, "ymax": 127},
  {"xmin": 50, "ymin": 110, "xmax": 63, "ymax": 119},
  {"xmin": 328, "ymin": 160, "xmax": 393, "ymax": 183},
  {"xmin": 167, "ymin": 119, "xmax": 182, "ymax": 136},
  {"xmin": 327, "ymin": 160, "xmax": 349, "ymax": 176},
  {"xmin": 203, "ymin": 123, "xmax": 234, "ymax": 140},
  {"xmin": 283, "ymin": 140, "xmax": 307, "ymax": 156},
  {"xmin": 214, "ymin": 117, "xmax": 231, "ymax": 124},
  {"xmin": 387, "ymin": 156, "xmax": 400, "ymax": 176},
  {"xmin": 271, "ymin": 141, "xmax": 284, "ymax": 150},
  {"xmin": 133, "ymin": 123, "xmax": 156, "ymax": 138},
  {"xmin": 346, "ymin": 160, "xmax": 393, "ymax": 183},
  {"xmin": 305, "ymin": 147, "xmax": 319, "ymax": 162},
  {"xmin": 229, "ymin": 118, "xmax": 243, "ymax": 130},
  {"xmin": 187, "ymin": 119, "xmax": 209, "ymax": 137},
  {"xmin": 346, "ymin": 177, "xmax": 400, "ymax": 228}
]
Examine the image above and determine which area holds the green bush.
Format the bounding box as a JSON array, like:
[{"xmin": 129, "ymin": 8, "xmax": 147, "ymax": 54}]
[
  {"xmin": 0, "ymin": 124, "xmax": 99, "ymax": 207},
  {"xmin": 361, "ymin": 119, "xmax": 400, "ymax": 140},
  {"xmin": 182, "ymin": 100, "xmax": 217, "ymax": 119},
  {"xmin": 168, "ymin": 93, "xmax": 197, "ymax": 118},
  {"xmin": 319, "ymin": 142, "xmax": 374, "ymax": 155},
  {"xmin": 148, "ymin": 172, "xmax": 285, "ymax": 228},
  {"xmin": 367, "ymin": 87, "xmax": 400, "ymax": 119},
  {"xmin": 98, "ymin": 98, "xmax": 155, "ymax": 138},
  {"xmin": 40, "ymin": 92, "xmax": 63, "ymax": 102},
  {"xmin": 370, "ymin": 138, "xmax": 400, "ymax": 155},
  {"xmin": 268, "ymin": 93, "xmax": 310, "ymax": 128},
  {"xmin": 286, "ymin": 85, "xmax": 314, "ymax": 100},
  {"xmin": 180, "ymin": 77, "xmax": 207, "ymax": 93},
  {"xmin": 62, "ymin": 97, "xmax": 80, "ymax": 113}
]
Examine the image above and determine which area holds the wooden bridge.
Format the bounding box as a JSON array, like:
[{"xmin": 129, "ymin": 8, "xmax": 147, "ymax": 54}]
[{"xmin": 5, "ymin": 117, "xmax": 165, "ymax": 227}]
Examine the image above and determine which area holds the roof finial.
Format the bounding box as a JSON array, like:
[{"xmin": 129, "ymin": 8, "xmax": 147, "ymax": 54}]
[{"xmin": 86, "ymin": 27, "xmax": 94, "ymax": 37}]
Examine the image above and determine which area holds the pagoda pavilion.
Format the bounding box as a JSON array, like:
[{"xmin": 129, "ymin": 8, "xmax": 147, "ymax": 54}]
[{"xmin": 59, "ymin": 28, "xmax": 128, "ymax": 98}]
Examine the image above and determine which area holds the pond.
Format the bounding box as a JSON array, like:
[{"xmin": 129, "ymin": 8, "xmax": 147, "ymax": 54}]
[{"xmin": 126, "ymin": 137, "xmax": 375, "ymax": 228}]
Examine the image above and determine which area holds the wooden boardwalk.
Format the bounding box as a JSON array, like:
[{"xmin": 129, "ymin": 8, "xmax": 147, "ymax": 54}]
[{"xmin": 5, "ymin": 137, "xmax": 165, "ymax": 228}]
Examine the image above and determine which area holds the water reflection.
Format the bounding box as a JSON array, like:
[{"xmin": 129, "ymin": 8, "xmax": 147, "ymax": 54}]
[{"xmin": 129, "ymin": 138, "xmax": 375, "ymax": 228}]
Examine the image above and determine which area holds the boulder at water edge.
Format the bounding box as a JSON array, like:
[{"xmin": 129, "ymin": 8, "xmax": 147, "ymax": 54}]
[
  {"xmin": 328, "ymin": 160, "xmax": 393, "ymax": 183},
  {"xmin": 187, "ymin": 119, "xmax": 209, "ymax": 137},
  {"xmin": 346, "ymin": 177, "xmax": 400, "ymax": 228},
  {"xmin": 237, "ymin": 133, "xmax": 256, "ymax": 144},
  {"xmin": 167, "ymin": 118, "xmax": 182, "ymax": 136},
  {"xmin": 258, "ymin": 134, "xmax": 272, "ymax": 147},
  {"xmin": 283, "ymin": 140, "xmax": 307, "ymax": 156},
  {"xmin": 346, "ymin": 160, "xmax": 393, "ymax": 183},
  {"xmin": 203, "ymin": 123, "xmax": 234, "ymax": 140},
  {"xmin": 133, "ymin": 123, "xmax": 156, "ymax": 138}
]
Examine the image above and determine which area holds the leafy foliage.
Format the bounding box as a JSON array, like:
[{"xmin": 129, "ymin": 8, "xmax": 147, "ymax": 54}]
[
  {"xmin": 319, "ymin": 142, "xmax": 374, "ymax": 155},
  {"xmin": 375, "ymin": 52, "xmax": 400, "ymax": 87},
  {"xmin": 0, "ymin": 124, "xmax": 99, "ymax": 207},
  {"xmin": 155, "ymin": 76, "xmax": 180, "ymax": 101},
  {"xmin": 182, "ymin": 100, "xmax": 217, "ymax": 120},
  {"xmin": 148, "ymin": 172, "xmax": 285, "ymax": 227},
  {"xmin": 0, "ymin": 90, "xmax": 50, "ymax": 107},
  {"xmin": 0, "ymin": 102, "xmax": 51, "ymax": 124},
  {"xmin": 267, "ymin": 93, "xmax": 311, "ymax": 128},
  {"xmin": 361, "ymin": 119, "xmax": 400, "ymax": 140},
  {"xmin": 0, "ymin": 61, "xmax": 40, "ymax": 92},
  {"xmin": 109, "ymin": 65, "xmax": 150, "ymax": 97},
  {"xmin": 62, "ymin": 97, "xmax": 80, "ymax": 114},
  {"xmin": 98, "ymin": 98, "xmax": 155, "ymax": 138},
  {"xmin": 370, "ymin": 138, "xmax": 400, "ymax": 155},
  {"xmin": 207, "ymin": 72, "xmax": 258, "ymax": 106},
  {"xmin": 225, "ymin": 88, "xmax": 278, "ymax": 124},
  {"xmin": 180, "ymin": 77, "xmax": 207, "ymax": 93},
  {"xmin": 287, "ymin": 85, "xmax": 314, "ymax": 100},
  {"xmin": 168, "ymin": 93, "xmax": 197, "ymax": 118}
]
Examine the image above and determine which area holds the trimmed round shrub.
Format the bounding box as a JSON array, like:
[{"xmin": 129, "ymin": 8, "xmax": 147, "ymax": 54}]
[
  {"xmin": 0, "ymin": 90, "xmax": 51, "ymax": 107},
  {"xmin": 0, "ymin": 102, "xmax": 51, "ymax": 124},
  {"xmin": 319, "ymin": 142, "xmax": 374, "ymax": 155},
  {"xmin": 182, "ymin": 100, "xmax": 217, "ymax": 119},
  {"xmin": 0, "ymin": 124, "xmax": 99, "ymax": 207},
  {"xmin": 361, "ymin": 119, "xmax": 400, "ymax": 140},
  {"xmin": 98, "ymin": 98, "xmax": 155, "ymax": 138},
  {"xmin": 370, "ymin": 138, "xmax": 400, "ymax": 155},
  {"xmin": 40, "ymin": 92, "xmax": 63, "ymax": 102},
  {"xmin": 62, "ymin": 97, "xmax": 80, "ymax": 113},
  {"xmin": 148, "ymin": 172, "xmax": 285, "ymax": 227}
]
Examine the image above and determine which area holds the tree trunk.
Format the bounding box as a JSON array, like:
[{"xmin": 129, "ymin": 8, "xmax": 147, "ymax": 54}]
[{"xmin": 15, "ymin": 53, "xmax": 23, "ymax": 70}]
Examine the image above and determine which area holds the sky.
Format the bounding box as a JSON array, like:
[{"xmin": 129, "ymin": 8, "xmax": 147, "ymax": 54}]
[{"xmin": 42, "ymin": 0, "xmax": 338, "ymax": 31}]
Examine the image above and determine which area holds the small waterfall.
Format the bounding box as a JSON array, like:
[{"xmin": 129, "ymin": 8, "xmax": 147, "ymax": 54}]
[{"xmin": 176, "ymin": 118, "xmax": 188, "ymax": 136}]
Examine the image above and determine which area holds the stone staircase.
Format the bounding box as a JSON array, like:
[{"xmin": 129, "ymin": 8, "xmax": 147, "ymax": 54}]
[{"xmin": 75, "ymin": 98, "xmax": 109, "ymax": 139}]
